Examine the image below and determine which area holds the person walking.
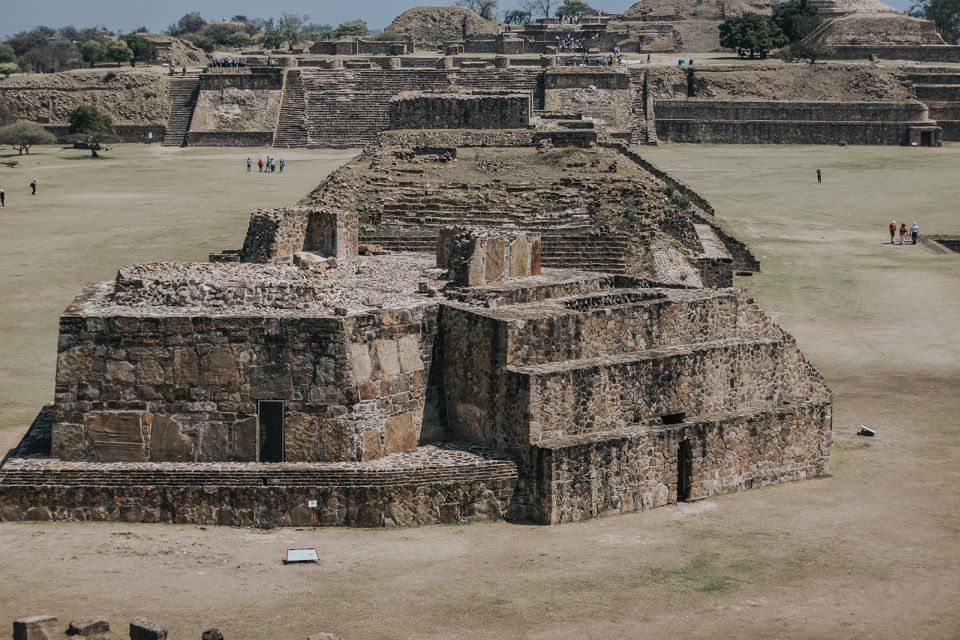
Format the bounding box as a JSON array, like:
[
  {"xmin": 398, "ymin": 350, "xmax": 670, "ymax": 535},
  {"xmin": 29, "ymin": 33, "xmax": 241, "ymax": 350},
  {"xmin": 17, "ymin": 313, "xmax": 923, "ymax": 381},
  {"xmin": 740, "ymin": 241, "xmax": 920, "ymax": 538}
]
[
  {"xmin": 911, "ymin": 221, "xmax": 919, "ymax": 245},
  {"xmin": 889, "ymin": 220, "xmax": 897, "ymax": 244},
  {"xmin": 30, "ymin": 179, "xmax": 37, "ymax": 195},
  {"xmin": 246, "ymin": 157, "xmax": 252, "ymax": 173},
  {"xmin": 270, "ymin": 158, "xmax": 276, "ymax": 173},
  {"xmin": 0, "ymin": 187, "xmax": 5, "ymax": 207},
  {"xmin": 816, "ymin": 169, "xmax": 822, "ymax": 184},
  {"xmin": 279, "ymin": 158, "xmax": 285, "ymax": 173},
  {"xmin": 899, "ymin": 222, "xmax": 908, "ymax": 245},
  {"xmin": 258, "ymin": 158, "xmax": 264, "ymax": 173}
]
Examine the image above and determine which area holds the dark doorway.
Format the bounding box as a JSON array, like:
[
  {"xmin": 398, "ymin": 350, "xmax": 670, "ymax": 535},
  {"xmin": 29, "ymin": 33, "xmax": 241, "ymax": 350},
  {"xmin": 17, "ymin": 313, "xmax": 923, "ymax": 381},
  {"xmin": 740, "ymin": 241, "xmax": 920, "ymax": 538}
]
[
  {"xmin": 258, "ymin": 401, "xmax": 284, "ymax": 462},
  {"xmin": 677, "ymin": 440, "xmax": 693, "ymax": 502},
  {"xmin": 921, "ymin": 131, "xmax": 932, "ymax": 147}
]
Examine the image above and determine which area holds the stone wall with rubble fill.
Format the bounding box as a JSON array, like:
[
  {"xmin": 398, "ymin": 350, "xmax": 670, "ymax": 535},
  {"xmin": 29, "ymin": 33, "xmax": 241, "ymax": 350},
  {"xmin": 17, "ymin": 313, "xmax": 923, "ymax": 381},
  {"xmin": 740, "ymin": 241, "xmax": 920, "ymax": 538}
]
[
  {"xmin": 527, "ymin": 402, "xmax": 831, "ymax": 524},
  {"xmin": 0, "ymin": 447, "xmax": 519, "ymax": 527},
  {"xmin": 240, "ymin": 207, "xmax": 358, "ymax": 263},
  {"xmin": 542, "ymin": 69, "xmax": 634, "ymax": 132},
  {"xmin": 388, "ymin": 92, "xmax": 532, "ymax": 130},
  {"xmin": 51, "ymin": 292, "xmax": 440, "ymax": 463}
]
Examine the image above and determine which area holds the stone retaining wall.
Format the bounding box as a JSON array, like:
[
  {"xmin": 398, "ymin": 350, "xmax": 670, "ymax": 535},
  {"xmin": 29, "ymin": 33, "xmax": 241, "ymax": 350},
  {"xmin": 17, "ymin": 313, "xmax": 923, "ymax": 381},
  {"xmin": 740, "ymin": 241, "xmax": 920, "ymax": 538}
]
[
  {"xmin": 0, "ymin": 448, "xmax": 519, "ymax": 527},
  {"xmin": 388, "ymin": 92, "xmax": 532, "ymax": 130},
  {"xmin": 529, "ymin": 402, "xmax": 831, "ymax": 523},
  {"xmin": 656, "ymin": 119, "xmax": 925, "ymax": 145},
  {"xmin": 185, "ymin": 131, "xmax": 275, "ymax": 146},
  {"xmin": 655, "ymin": 100, "xmax": 929, "ymax": 122},
  {"xmin": 828, "ymin": 45, "xmax": 960, "ymax": 62}
]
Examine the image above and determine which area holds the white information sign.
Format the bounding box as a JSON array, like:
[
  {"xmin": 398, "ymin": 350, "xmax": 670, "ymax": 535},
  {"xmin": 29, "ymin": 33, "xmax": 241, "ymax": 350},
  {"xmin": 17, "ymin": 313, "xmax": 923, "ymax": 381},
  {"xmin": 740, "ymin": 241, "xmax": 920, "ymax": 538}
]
[{"xmin": 285, "ymin": 547, "xmax": 319, "ymax": 564}]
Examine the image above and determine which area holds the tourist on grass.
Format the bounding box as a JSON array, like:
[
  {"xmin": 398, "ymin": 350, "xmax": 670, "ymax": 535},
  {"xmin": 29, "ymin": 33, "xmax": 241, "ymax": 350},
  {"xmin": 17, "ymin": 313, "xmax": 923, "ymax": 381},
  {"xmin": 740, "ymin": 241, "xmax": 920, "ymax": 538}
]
[
  {"xmin": 258, "ymin": 158, "xmax": 264, "ymax": 173},
  {"xmin": 889, "ymin": 220, "xmax": 896, "ymax": 244},
  {"xmin": 30, "ymin": 179, "xmax": 37, "ymax": 195},
  {"xmin": 279, "ymin": 159, "xmax": 285, "ymax": 173},
  {"xmin": 246, "ymin": 157, "xmax": 252, "ymax": 173},
  {"xmin": 911, "ymin": 222, "xmax": 919, "ymax": 244},
  {"xmin": 0, "ymin": 187, "xmax": 5, "ymax": 207},
  {"xmin": 817, "ymin": 169, "xmax": 822, "ymax": 184},
  {"xmin": 899, "ymin": 222, "xmax": 908, "ymax": 245}
]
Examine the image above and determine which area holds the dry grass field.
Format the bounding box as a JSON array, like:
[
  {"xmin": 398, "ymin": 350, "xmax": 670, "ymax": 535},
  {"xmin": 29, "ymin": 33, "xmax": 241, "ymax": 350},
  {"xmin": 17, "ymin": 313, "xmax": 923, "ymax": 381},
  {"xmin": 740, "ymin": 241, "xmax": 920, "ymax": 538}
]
[{"xmin": 0, "ymin": 143, "xmax": 958, "ymax": 639}]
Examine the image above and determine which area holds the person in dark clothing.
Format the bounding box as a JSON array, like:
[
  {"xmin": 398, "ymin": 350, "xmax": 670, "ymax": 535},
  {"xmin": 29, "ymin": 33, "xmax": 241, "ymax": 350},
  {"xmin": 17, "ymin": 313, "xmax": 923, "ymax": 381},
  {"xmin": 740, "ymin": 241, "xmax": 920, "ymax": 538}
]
[
  {"xmin": 817, "ymin": 169, "xmax": 822, "ymax": 184},
  {"xmin": 889, "ymin": 221, "xmax": 897, "ymax": 244},
  {"xmin": 30, "ymin": 179, "xmax": 37, "ymax": 195},
  {"xmin": 0, "ymin": 187, "xmax": 5, "ymax": 207}
]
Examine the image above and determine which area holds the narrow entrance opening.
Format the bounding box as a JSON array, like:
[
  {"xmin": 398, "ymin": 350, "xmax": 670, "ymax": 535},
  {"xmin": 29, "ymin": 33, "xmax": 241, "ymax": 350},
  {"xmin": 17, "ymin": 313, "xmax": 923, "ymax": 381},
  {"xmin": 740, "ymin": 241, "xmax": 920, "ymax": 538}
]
[
  {"xmin": 921, "ymin": 131, "xmax": 932, "ymax": 147},
  {"xmin": 677, "ymin": 440, "xmax": 693, "ymax": 502},
  {"xmin": 258, "ymin": 401, "xmax": 284, "ymax": 463}
]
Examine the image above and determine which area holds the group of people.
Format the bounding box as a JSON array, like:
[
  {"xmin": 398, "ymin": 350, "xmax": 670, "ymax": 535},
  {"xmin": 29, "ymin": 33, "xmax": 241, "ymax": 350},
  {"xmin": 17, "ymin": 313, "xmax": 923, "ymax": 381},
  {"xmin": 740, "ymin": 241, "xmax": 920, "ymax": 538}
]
[
  {"xmin": 208, "ymin": 57, "xmax": 248, "ymax": 68},
  {"xmin": 0, "ymin": 179, "xmax": 38, "ymax": 207},
  {"xmin": 889, "ymin": 220, "xmax": 920, "ymax": 245},
  {"xmin": 247, "ymin": 157, "xmax": 285, "ymax": 173},
  {"xmin": 556, "ymin": 34, "xmax": 586, "ymax": 52}
]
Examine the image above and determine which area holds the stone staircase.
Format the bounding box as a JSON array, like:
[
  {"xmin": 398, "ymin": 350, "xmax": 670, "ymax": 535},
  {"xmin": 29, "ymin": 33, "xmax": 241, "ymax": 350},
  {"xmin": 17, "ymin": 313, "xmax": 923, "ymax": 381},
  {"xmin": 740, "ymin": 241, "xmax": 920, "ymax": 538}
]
[
  {"xmin": 300, "ymin": 68, "xmax": 545, "ymax": 148},
  {"xmin": 906, "ymin": 68, "xmax": 960, "ymax": 141},
  {"xmin": 273, "ymin": 69, "xmax": 308, "ymax": 148},
  {"xmin": 162, "ymin": 73, "xmax": 201, "ymax": 147},
  {"xmin": 628, "ymin": 68, "xmax": 648, "ymax": 145}
]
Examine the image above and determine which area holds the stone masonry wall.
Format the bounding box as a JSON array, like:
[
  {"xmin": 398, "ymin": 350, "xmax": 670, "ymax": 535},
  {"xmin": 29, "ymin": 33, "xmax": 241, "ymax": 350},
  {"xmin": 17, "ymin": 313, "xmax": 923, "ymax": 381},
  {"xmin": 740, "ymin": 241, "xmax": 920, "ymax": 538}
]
[
  {"xmin": 543, "ymin": 69, "xmax": 633, "ymax": 131},
  {"xmin": 51, "ymin": 295, "xmax": 439, "ymax": 463},
  {"xmin": 240, "ymin": 207, "xmax": 358, "ymax": 263},
  {"xmin": 389, "ymin": 92, "xmax": 532, "ymax": 130},
  {"xmin": 529, "ymin": 402, "xmax": 831, "ymax": 523}
]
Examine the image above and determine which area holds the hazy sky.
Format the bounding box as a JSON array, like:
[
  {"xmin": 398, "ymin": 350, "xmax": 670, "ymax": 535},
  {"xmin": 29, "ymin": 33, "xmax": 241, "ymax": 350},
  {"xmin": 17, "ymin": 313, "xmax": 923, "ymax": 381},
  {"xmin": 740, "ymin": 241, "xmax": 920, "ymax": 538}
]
[{"xmin": 2, "ymin": 0, "xmax": 913, "ymax": 38}]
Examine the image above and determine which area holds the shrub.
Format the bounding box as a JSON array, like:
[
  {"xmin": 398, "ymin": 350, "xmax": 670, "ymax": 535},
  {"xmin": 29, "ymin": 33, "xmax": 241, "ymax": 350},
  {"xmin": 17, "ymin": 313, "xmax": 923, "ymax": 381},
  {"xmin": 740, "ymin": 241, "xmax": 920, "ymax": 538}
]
[{"xmin": 0, "ymin": 120, "xmax": 57, "ymax": 154}]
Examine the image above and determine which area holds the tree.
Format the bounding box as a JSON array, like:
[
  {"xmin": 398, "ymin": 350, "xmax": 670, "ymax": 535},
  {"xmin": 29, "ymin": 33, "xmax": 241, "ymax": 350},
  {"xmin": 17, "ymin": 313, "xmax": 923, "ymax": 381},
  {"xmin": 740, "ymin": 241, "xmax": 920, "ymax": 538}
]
[
  {"xmin": 80, "ymin": 40, "xmax": 107, "ymax": 67},
  {"xmin": 227, "ymin": 31, "xmax": 251, "ymax": 48},
  {"xmin": 304, "ymin": 23, "xmax": 334, "ymax": 43},
  {"xmin": 0, "ymin": 44, "xmax": 16, "ymax": 64},
  {"xmin": 0, "ymin": 120, "xmax": 56, "ymax": 154},
  {"xmin": 0, "ymin": 62, "xmax": 18, "ymax": 77},
  {"xmin": 909, "ymin": 0, "xmax": 960, "ymax": 44},
  {"xmin": 332, "ymin": 20, "xmax": 369, "ymax": 39},
  {"xmin": 67, "ymin": 105, "xmax": 114, "ymax": 157},
  {"xmin": 168, "ymin": 13, "xmax": 207, "ymax": 37},
  {"xmin": 718, "ymin": 12, "xmax": 788, "ymax": 58},
  {"xmin": 121, "ymin": 33, "xmax": 157, "ymax": 66},
  {"xmin": 105, "ymin": 39, "xmax": 133, "ymax": 64},
  {"xmin": 521, "ymin": 0, "xmax": 560, "ymax": 18},
  {"xmin": 556, "ymin": 0, "xmax": 595, "ymax": 20},
  {"xmin": 778, "ymin": 40, "xmax": 832, "ymax": 63},
  {"xmin": 504, "ymin": 9, "xmax": 532, "ymax": 23},
  {"xmin": 455, "ymin": 0, "xmax": 499, "ymax": 20},
  {"xmin": 261, "ymin": 19, "xmax": 284, "ymax": 49},
  {"xmin": 280, "ymin": 14, "xmax": 308, "ymax": 51},
  {"xmin": 771, "ymin": 0, "xmax": 818, "ymax": 42}
]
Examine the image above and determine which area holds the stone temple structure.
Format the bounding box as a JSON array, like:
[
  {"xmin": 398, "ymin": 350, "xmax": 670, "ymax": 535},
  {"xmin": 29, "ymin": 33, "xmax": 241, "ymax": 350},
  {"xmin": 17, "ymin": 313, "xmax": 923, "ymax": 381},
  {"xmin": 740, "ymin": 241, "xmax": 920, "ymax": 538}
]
[{"xmin": 0, "ymin": 115, "xmax": 831, "ymax": 527}]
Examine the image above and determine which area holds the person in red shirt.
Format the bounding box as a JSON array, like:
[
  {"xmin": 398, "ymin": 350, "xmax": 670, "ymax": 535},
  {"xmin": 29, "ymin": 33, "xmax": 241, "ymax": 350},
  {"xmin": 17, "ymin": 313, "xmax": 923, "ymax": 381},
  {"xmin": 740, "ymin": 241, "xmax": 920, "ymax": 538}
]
[
  {"xmin": 257, "ymin": 158, "xmax": 264, "ymax": 173},
  {"xmin": 889, "ymin": 221, "xmax": 896, "ymax": 244},
  {"xmin": 899, "ymin": 223, "xmax": 908, "ymax": 245}
]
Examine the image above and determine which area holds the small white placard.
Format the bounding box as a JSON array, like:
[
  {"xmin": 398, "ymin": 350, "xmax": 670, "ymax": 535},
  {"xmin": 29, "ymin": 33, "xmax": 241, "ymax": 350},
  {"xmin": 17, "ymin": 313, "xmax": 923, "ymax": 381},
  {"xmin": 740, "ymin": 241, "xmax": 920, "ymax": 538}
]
[
  {"xmin": 285, "ymin": 547, "xmax": 319, "ymax": 564},
  {"xmin": 307, "ymin": 499, "xmax": 318, "ymax": 508}
]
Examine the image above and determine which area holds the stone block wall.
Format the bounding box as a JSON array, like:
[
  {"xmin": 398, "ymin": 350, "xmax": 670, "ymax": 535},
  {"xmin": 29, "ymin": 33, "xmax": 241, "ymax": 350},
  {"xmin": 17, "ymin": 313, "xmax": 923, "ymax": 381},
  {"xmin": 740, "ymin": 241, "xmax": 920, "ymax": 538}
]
[
  {"xmin": 655, "ymin": 100, "xmax": 930, "ymax": 123},
  {"xmin": 240, "ymin": 207, "xmax": 358, "ymax": 263},
  {"xmin": 389, "ymin": 92, "xmax": 532, "ymax": 130},
  {"xmin": 827, "ymin": 45, "xmax": 960, "ymax": 62},
  {"xmin": 437, "ymin": 227, "xmax": 542, "ymax": 286},
  {"xmin": 543, "ymin": 69, "xmax": 633, "ymax": 132},
  {"xmin": 51, "ymin": 297, "xmax": 439, "ymax": 463},
  {"xmin": 529, "ymin": 402, "xmax": 831, "ymax": 523},
  {"xmin": 197, "ymin": 69, "xmax": 286, "ymax": 91}
]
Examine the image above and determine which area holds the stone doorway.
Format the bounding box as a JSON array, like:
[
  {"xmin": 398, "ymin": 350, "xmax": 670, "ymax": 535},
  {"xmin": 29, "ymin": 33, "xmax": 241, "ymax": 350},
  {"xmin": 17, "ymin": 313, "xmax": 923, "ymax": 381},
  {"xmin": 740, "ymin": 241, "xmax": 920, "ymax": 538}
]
[
  {"xmin": 258, "ymin": 401, "xmax": 285, "ymax": 462},
  {"xmin": 677, "ymin": 440, "xmax": 693, "ymax": 502}
]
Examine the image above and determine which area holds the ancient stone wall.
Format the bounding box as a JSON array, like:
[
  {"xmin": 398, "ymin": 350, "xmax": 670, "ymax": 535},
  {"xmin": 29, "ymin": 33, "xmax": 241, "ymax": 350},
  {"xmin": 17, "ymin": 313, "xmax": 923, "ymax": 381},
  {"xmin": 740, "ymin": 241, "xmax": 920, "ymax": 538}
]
[
  {"xmin": 190, "ymin": 88, "xmax": 283, "ymax": 133},
  {"xmin": 529, "ymin": 402, "xmax": 831, "ymax": 523},
  {"xmin": 543, "ymin": 69, "xmax": 634, "ymax": 131},
  {"xmin": 0, "ymin": 70, "xmax": 170, "ymax": 125},
  {"xmin": 827, "ymin": 45, "xmax": 960, "ymax": 61},
  {"xmin": 197, "ymin": 69, "xmax": 285, "ymax": 91},
  {"xmin": 240, "ymin": 207, "xmax": 358, "ymax": 264},
  {"xmin": 389, "ymin": 92, "xmax": 532, "ymax": 129},
  {"xmin": 437, "ymin": 227, "xmax": 542, "ymax": 285},
  {"xmin": 0, "ymin": 447, "xmax": 518, "ymax": 527},
  {"xmin": 656, "ymin": 118, "xmax": 927, "ymax": 144},
  {"xmin": 51, "ymin": 291, "xmax": 438, "ymax": 464}
]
